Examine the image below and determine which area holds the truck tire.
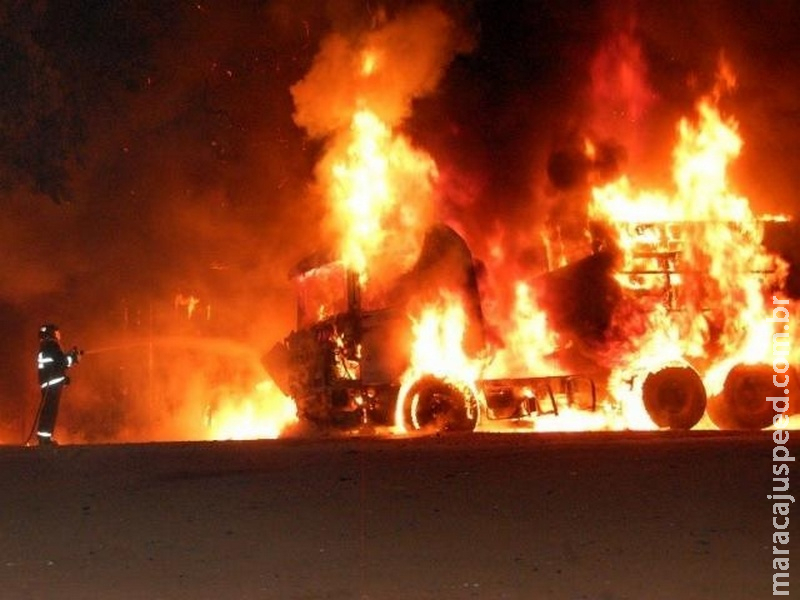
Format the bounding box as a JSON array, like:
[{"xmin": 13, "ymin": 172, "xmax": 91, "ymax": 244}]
[
  {"xmin": 708, "ymin": 364, "xmax": 797, "ymax": 430},
  {"xmin": 400, "ymin": 375, "xmax": 479, "ymax": 433},
  {"xmin": 642, "ymin": 365, "xmax": 707, "ymax": 430}
]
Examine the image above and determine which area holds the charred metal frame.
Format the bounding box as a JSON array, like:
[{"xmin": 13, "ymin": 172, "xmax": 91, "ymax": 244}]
[
  {"xmin": 480, "ymin": 375, "xmax": 598, "ymax": 420},
  {"xmin": 607, "ymin": 220, "xmax": 780, "ymax": 311}
]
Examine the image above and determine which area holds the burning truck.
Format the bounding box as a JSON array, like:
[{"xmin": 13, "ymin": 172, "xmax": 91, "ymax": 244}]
[
  {"xmin": 583, "ymin": 217, "xmax": 799, "ymax": 431},
  {"xmin": 263, "ymin": 215, "xmax": 797, "ymax": 435},
  {"xmin": 262, "ymin": 85, "xmax": 800, "ymax": 435},
  {"xmin": 259, "ymin": 9, "xmax": 798, "ymax": 437},
  {"xmin": 263, "ymin": 223, "xmax": 599, "ymax": 434},
  {"xmin": 577, "ymin": 78, "xmax": 800, "ymax": 431}
]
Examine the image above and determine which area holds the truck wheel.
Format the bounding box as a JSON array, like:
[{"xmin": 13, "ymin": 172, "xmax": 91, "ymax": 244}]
[
  {"xmin": 642, "ymin": 365, "xmax": 707, "ymax": 430},
  {"xmin": 401, "ymin": 375, "xmax": 479, "ymax": 433},
  {"xmin": 708, "ymin": 364, "xmax": 797, "ymax": 430}
]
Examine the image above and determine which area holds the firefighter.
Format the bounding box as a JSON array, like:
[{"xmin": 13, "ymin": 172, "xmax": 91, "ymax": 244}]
[{"xmin": 36, "ymin": 324, "xmax": 81, "ymax": 446}]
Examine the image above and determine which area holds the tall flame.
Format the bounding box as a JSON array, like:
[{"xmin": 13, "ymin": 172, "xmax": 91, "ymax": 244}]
[
  {"xmin": 291, "ymin": 5, "xmax": 467, "ymax": 288},
  {"xmin": 590, "ymin": 71, "xmax": 788, "ymax": 423},
  {"xmin": 326, "ymin": 108, "xmax": 436, "ymax": 280}
]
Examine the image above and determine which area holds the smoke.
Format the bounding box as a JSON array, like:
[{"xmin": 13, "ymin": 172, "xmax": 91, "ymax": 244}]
[
  {"xmin": 292, "ymin": 4, "xmax": 472, "ymax": 136},
  {"xmin": 289, "ymin": 3, "xmax": 474, "ymax": 280}
]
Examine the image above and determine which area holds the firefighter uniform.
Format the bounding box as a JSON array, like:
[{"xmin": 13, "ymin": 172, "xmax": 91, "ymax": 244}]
[{"xmin": 36, "ymin": 324, "xmax": 79, "ymax": 446}]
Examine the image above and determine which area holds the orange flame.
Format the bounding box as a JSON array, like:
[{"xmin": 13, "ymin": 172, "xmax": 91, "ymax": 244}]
[
  {"xmin": 485, "ymin": 281, "xmax": 559, "ymax": 378},
  {"xmin": 205, "ymin": 378, "xmax": 297, "ymax": 440},
  {"xmin": 395, "ymin": 294, "xmax": 484, "ymax": 429},
  {"xmin": 590, "ymin": 71, "xmax": 789, "ymax": 424},
  {"xmin": 291, "ymin": 5, "xmax": 463, "ymax": 290},
  {"xmin": 326, "ymin": 108, "xmax": 436, "ymax": 281},
  {"xmin": 360, "ymin": 49, "xmax": 379, "ymax": 76}
]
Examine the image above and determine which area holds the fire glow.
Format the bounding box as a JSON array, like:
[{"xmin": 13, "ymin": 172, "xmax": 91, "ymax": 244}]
[
  {"xmin": 67, "ymin": 13, "xmax": 799, "ymax": 444},
  {"xmin": 273, "ymin": 22, "xmax": 796, "ymax": 435},
  {"xmin": 395, "ymin": 294, "xmax": 484, "ymax": 432},
  {"xmin": 485, "ymin": 281, "xmax": 560, "ymax": 379},
  {"xmin": 589, "ymin": 66, "xmax": 794, "ymax": 429},
  {"xmin": 328, "ymin": 108, "xmax": 436, "ymax": 281},
  {"xmin": 205, "ymin": 378, "xmax": 297, "ymax": 441},
  {"xmin": 206, "ymin": 48, "xmax": 795, "ymax": 437}
]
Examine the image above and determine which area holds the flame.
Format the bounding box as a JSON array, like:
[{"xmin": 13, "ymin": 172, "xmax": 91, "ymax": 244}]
[
  {"xmin": 590, "ymin": 72, "xmax": 789, "ymax": 424},
  {"xmin": 205, "ymin": 378, "xmax": 297, "ymax": 440},
  {"xmin": 292, "ymin": 5, "xmax": 462, "ymax": 290},
  {"xmin": 529, "ymin": 403, "xmax": 617, "ymax": 433},
  {"xmin": 590, "ymin": 100, "xmax": 748, "ymax": 224},
  {"xmin": 395, "ymin": 294, "xmax": 484, "ymax": 430},
  {"xmin": 485, "ymin": 281, "xmax": 559, "ymax": 378},
  {"xmin": 405, "ymin": 294, "xmax": 483, "ymax": 384},
  {"xmin": 327, "ymin": 108, "xmax": 436, "ymax": 281}
]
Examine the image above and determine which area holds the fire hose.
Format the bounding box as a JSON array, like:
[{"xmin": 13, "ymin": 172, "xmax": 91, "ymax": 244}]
[{"xmin": 23, "ymin": 395, "xmax": 46, "ymax": 446}]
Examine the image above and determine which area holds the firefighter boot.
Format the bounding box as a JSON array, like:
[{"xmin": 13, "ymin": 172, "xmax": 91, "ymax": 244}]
[{"xmin": 37, "ymin": 434, "xmax": 58, "ymax": 447}]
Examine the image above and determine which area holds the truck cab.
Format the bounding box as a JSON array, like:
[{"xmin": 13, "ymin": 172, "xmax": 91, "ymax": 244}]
[{"xmin": 263, "ymin": 224, "xmax": 486, "ymax": 432}]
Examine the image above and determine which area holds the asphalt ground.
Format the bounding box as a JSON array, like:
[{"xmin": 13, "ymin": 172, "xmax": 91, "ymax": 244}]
[{"xmin": 0, "ymin": 431, "xmax": 793, "ymax": 600}]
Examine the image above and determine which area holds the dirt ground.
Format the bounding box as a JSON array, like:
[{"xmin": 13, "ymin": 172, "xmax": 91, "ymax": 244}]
[{"xmin": 0, "ymin": 431, "xmax": 792, "ymax": 599}]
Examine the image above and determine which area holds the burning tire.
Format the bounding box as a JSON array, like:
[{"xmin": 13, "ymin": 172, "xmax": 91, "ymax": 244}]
[
  {"xmin": 400, "ymin": 375, "xmax": 479, "ymax": 433},
  {"xmin": 708, "ymin": 364, "xmax": 797, "ymax": 430},
  {"xmin": 642, "ymin": 365, "xmax": 707, "ymax": 430}
]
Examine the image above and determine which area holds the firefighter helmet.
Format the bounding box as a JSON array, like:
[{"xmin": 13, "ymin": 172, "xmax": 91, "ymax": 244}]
[{"xmin": 39, "ymin": 323, "xmax": 60, "ymax": 340}]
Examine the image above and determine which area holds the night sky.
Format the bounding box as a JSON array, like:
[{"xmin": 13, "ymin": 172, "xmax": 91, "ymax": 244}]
[{"xmin": 1, "ymin": 0, "xmax": 799, "ymax": 440}]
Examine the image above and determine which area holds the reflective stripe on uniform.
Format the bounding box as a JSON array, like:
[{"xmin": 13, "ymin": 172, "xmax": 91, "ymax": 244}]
[
  {"xmin": 37, "ymin": 352, "xmax": 54, "ymax": 369},
  {"xmin": 40, "ymin": 376, "xmax": 65, "ymax": 388},
  {"xmin": 37, "ymin": 431, "xmax": 52, "ymax": 438}
]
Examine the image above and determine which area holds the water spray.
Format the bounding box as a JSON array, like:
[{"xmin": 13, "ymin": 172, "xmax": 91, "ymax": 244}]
[
  {"xmin": 80, "ymin": 336, "xmax": 265, "ymax": 372},
  {"xmin": 82, "ymin": 343, "xmax": 151, "ymax": 355}
]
